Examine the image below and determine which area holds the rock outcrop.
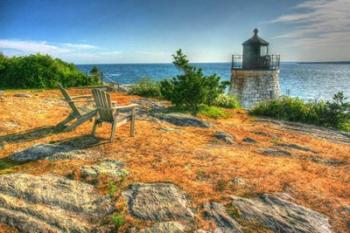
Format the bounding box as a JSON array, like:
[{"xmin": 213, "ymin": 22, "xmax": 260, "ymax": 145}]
[
  {"xmin": 122, "ymin": 183, "xmax": 194, "ymax": 221},
  {"xmin": 156, "ymin": 113, "xmax": 210, "ymax": 128},
  {"xmin": 231, "ymin": 194, "xmax": 333, "ymax": 233},
  {"xmin": 130, "ymin": 221, "xmax": 187, "ymax": 233},
  {"xmin": 203, "ymin": 202, "xmax": 242, "ymax": 233},
  {"xmin": 0, "ymin": 173, "xmax": 114, "ymax": 233},
  {"xmin": 46, "ymin": 149, "xmax": 98, "ymax": 161},
  {"xmin": 8, "ymin": 144, "xmax": 72, "ymax": 162}
]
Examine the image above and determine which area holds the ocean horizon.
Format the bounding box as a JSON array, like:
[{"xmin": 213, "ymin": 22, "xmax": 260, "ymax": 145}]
[{"xmin": 77, "ymin": 62, "xmax": 350, "ymax": 101}]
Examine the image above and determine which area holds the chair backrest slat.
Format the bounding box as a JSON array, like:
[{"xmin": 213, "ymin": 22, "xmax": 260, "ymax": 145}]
[
  {"xmin": 58, "ymin": 83, "xmax": 81, "ymax": 116},
  {"xmin": 92, "ymin": 89, "xmax": 114, "ymax": 122}
]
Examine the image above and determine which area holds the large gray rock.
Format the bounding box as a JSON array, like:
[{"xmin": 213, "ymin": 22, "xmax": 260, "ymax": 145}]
[
  {"xmin": 231, "ymin": 194, "xmax": 333, "ymax": 233},
  {"xmin": 122, "ymin": 183, "xmax": 194, "ymax": 221},
  {"xmin": 0, "ymin": 173, "xmax": 114, "ymax": 233},
  {"xmin": 156, "ymin": 113, "xmax": 210, "ymax": 128},
  {"xmin": 46, "ymin": 149, "xmax": 98, "ymax": 161},
  {"xmin": 80, "ymin": 159, "xmax": 128, "ymax": 180},
  {"xmin": 9, "ymin": 144, "xmax": 72, "ymax": 162},
  {"xmin": 204, "ymin": 202, "xmax": 242, "ymax": 233},
  {"xmin": 130, "ymin": 221, "xmax": 187, "ymax": 233}
]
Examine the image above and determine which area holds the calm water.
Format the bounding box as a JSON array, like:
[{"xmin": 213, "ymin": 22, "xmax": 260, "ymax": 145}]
[{"xmin": 77, "ymin": 63, "xmax": 350, "ymax": 101}]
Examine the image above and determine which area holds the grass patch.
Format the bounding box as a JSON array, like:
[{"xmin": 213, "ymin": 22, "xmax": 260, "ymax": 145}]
[
  {"xmin": 165, "ymin": 105, "xmax": 230, "ymax": 119},
  {"xmin": 0, "ymin": 158, "xmax": 18, "ymax": 173},
  {"xmin": 128, "ymin": 78, "xmax": 161, "ymax": 98},
  {"xmin": 198, "ymin": 105, "xmax": 231, "ymax": 119},
  {"xmin": 111, "ymin": 214, "xmax": 126, "ymax": 231},
  {"xmin": 250, "ymin": 93, "xmax": 350, "ymax": 132}
]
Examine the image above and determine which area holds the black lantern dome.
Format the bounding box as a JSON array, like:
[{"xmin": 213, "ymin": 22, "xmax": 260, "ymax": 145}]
[
  {"xmin": 243, "ymin": 28, "xmax": 269, "ymax": 46},
  {"xmin": 242, "ymin": 28, "xmax": 270, "ymax": 69}
]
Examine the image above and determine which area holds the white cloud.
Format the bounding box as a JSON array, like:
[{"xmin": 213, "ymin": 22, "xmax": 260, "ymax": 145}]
[
  {"xmin": 272, "ymin": 0, "xmax": 350, "ymax": 39},
  {"xmin": 0, "ymin": 39, "xmax": 70, "ymax": 54},
  {"xmin": 0, "ymin": 39, "xmax": 172, "ymax": 63},
  {"xmin": 270, "ymin": 0, "xmax": 350, "ymax": 60},
  {"xmin": 62, "ymin": 43, "xmax": 97, "ymax": 49}
]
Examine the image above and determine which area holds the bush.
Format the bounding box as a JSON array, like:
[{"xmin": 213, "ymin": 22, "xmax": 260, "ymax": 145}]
[
  {"xmin": 250, "ymin": 92, "xmax": 350, "ymax": 131},
  {"xmin": 214, "ymin": 94, "xmax": 240, "ymax": 109},
  {"xmin": 128, "ymin": 77, "xmax": 161, "ymax": 97},
  {"xmin": 0, "ymin": 53, "xmax": 99, "ymax": 89},
  {"xmin": 160, "ymin": 49, "xmax": 227, "ymax": 115}
]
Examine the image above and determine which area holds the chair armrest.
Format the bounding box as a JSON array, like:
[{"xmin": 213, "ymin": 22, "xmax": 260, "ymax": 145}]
[
  {"xmin": 111, "ymin": 104, "xmax": 138, "ymax": 110},
  {"xmin": 71, "ymin": 95, "xmax": 93, "ymax": 99},
  {"xmin": 69, "ymin": 99, "xmax": 95, "ymax": 103}
]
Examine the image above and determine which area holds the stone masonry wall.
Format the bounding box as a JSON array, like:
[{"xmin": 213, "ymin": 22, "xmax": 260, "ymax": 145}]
[{"xmin": 229, "ymin": 69, "xmax": 280, "ymax": 109}]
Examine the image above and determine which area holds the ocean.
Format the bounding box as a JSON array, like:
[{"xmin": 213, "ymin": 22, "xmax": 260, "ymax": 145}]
[{"xmin": 77, "ymin": 63, "xmax": 350, "ymax": 101}]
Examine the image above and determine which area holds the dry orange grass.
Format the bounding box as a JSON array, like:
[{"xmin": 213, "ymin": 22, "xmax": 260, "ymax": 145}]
[{"xmin": 0, "ymin": 88, "xmax": 349, "ymax": 232}]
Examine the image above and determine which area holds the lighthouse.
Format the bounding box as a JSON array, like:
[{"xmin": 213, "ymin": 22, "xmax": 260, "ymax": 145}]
[{"xmin": 229, "ymin": 28, "xmax": 280, "ymax": 108}]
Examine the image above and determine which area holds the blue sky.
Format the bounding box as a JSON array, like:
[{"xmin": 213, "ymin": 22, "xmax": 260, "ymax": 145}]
[{"xmin": 0, "ymin": 0, "xmax": 349, "ymax": 64}]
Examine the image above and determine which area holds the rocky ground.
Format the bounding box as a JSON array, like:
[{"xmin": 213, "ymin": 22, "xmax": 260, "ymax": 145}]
[{"xmin": 0, "ymin": 88, "xmax": 349, "ymax": 233}]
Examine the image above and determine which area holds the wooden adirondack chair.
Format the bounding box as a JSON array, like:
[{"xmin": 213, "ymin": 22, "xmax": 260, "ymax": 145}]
[
  {"xmin": 56, "ymin": 83, "xmax": 97, "ymax": 131},
  {"xmin": 92, "ymin": 88, "xmax": 137, "ymax": 142}
]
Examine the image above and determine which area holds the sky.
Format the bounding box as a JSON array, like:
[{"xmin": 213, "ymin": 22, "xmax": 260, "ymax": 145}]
[{"xmin": 0, "ymin": 0, "xmax": 349, "ymax": 64}]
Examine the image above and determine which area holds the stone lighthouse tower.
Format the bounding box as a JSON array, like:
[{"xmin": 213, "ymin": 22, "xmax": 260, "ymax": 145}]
[{"xmin": 229, "ymin": 28, "xmax": 280, "ymax": 108}]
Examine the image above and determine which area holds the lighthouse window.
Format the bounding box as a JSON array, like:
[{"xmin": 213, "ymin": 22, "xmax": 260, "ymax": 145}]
[{"xmin": 260, "ymin": 46, "xmax": 268, "ymax": 56}]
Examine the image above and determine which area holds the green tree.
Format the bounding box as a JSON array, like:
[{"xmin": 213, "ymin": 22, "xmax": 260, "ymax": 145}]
[{"xmin": 160, "ymin": 49, "xmax": 226, "ymax": 114}]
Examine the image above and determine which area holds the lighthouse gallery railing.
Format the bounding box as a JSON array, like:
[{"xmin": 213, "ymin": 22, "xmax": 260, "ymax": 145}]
[{"xmin": 231, "ymin": 55, "xmax": 280, "ymax": 70}]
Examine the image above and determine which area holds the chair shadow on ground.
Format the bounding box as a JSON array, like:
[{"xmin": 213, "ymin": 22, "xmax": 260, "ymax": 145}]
[
  {"xmin": 52, "ymin": 134, "xmax": 108, "ymax": 150},
  {"xmin": 0, "ymin": 126, "xmax": 60, "ymax": 144},
  {"xmin": 0, "ymin": 125, "xmax": 108, "ymax": 151}
]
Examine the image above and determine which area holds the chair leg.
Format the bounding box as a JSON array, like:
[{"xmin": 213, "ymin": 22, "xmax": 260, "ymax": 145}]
[
  {"xmin": 110, "ymin": 121, "xmax": 117, "ymax": 142},
  {"xmin": 92, "ymin": 119, "xmax": 99, "ymax": 136},
  {"xmin": 130, "ymin": 108, "xmax": 136, "ymax": 137}
]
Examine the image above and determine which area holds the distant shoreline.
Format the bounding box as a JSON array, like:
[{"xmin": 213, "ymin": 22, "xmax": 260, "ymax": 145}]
[
  {"xmin": 76, "ymin": 61, "xmax": 350, "ymax": 66},
  {"xmin": 298, "ymin": 61, "xmax": 350, "ymax": 65}
]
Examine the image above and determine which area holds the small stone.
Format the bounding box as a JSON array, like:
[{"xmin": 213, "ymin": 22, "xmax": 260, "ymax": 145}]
[
  {"xmin": 232, "ymin": 177, "xmax": 246, "ymax": 186},
  {"xmin": 242, "ymin": 137, "xmax": 257, "ymax": 144},
  {"xmin": 2, "ymin": 121, "xmax": 19, "ymax": 130},
  {"xmin": 214, "ymin": 132, "xmax": 236, "ymax": 145},
  {"xmin": 122, "ymin": 183, "xmax": 194, "ymax": 221},
  {"xmin": 80, "ymin": 159, "xmax": 128, "ymax": 180},
  {"xmin": 252, "ymin": 131, "xmax": 271, "ymax": 137},
  {"xmin": 14, "ymin": 93, "xmax": 32, "ymax": 98},
  {"xmin": 258, "ymin": 148, "xmax": 292, "ymax": 157},
  {"xmin": 277, "ymin": 143, "xmax": 313, "ymax": 152},
  {"xmin": 160, "ymin": 127, "xmax": 177, "ymax": 132}
]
